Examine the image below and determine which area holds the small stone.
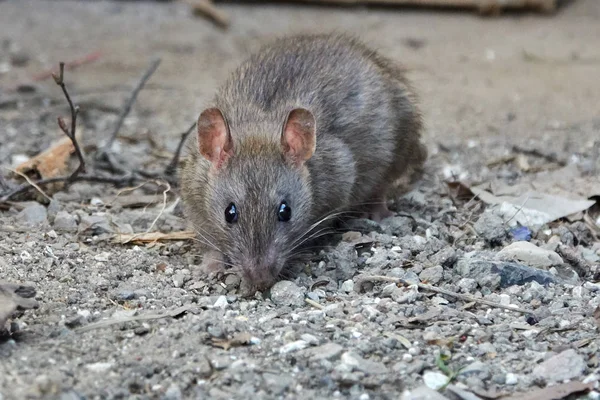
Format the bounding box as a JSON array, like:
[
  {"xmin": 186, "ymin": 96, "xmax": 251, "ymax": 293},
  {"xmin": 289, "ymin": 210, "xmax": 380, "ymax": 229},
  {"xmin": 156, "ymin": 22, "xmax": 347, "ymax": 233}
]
[
  {"xmin": 79, "ymin": 214, "xmax": 114, "ymax": 235},
  {"xmin": 340, "ymin": 279, "xmax": 354, "ymax": 293},
  {"xmin": 85, "ymin": 362, "xmax": 113, "ymax": 372},
  {"xmin": 473, "ymin": 211, "xmax": 506, "ymax": 244},
  {"xmin": 270, "ymin": 281, "xmax": 305, "ymax": 307},
  {"xmin": 164, "ymin": 384, "xmax": 182, "ymax": 400},
  {"xmin": 419, "ymin": 266, "xmax": 443, "ymax": 284},
  {"xmin": 478, "ymin": 342, "xmax": 497, "ymax": 355},
  {"xmin": 422, "ymin": 371, "xmax": 449, "ymax": 390},
  {"xmin": 279, "ymin": 340, "xmax": 308, "ymax": 354},
  {"xmin": 303, "ymin": 343, "xmax": 344, "ymax": 361},
  {"xmin": 300, "ymin": 333, "xmax": 319, "ymax": 345},
  {"xmin": 52, "ymin": 211, "xmax": 78, "ymax": 232},
  {"xmin": 116, "ymin": 290, "xmax": 135, "ymax": 301},
  {"xmin": 94, "ymin": 252, "xmax": 111, "ymax": 262},
  {"xmin": 262, "ymin": 373, "xmax": 293, "ymax": 396},
  {"xmin": 172, "ymin": 273, "xmax": 186, "ymax": 288},
  {"xmin": 381, "ymin": 216, "xmax": 414, "ymax": 237},
  {"xmin": 209, "ymin": 355, "xmax": 230, "ymax": 370},
  {"xmin": 196, "ymin": 358, "xmax": 213, "ymax": 378},
  {"xmin": 134, "ymin": 326, "xmax": 149, "ymax": 336},
  {"xmin": 497, "ymin": 241, "xmax": 563, "ymax": 269},
  {"xmin": 213, "ymin": 295, "xmax": 228, "ymax": 309},
  {"xmin": 401, "ymin": 386, "xmax": 449, "ymax": 400},
  {"xmin": 457, "ymin": 278, "xmax": 478, "ymax": 292},
  {"xmin": 533, "ymin": 349, "xmax": 586, "ymax": 382},
  {"xmin": 390, "ymin": 285, "xmax": 418, "ymax": 304},
  {"xmin": 461, "ymin": 361, "xmax": 490, "ymax": 377},
  {"xmin": 340, "ymin": 352, "xmax": 387, "ymax": 374},
  {"xmin": 18, "ymin": 203, "xmax": 47, "ymax": 225},
  {"xmin": 505, "ymin": 373, "xmax": 518, "ymax": 385}
]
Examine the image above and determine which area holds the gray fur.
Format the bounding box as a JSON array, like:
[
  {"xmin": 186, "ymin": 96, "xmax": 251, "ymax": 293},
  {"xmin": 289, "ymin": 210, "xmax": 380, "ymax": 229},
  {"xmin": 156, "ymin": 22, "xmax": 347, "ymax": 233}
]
[{"xmin": 180, "ymin": 33, "xmax": 427, "ymax": 290}]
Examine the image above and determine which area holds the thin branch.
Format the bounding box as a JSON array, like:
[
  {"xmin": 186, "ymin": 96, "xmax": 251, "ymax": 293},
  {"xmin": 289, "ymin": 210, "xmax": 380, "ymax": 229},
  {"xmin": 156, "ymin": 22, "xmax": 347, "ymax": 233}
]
[
  {"xmin": 4, "ymin": 168, "xmax": 53, "ymax": 202},
  {"xmin": 0, "ymin": 174, "xmax": 138, "ymax": 203},
  {"xmin": 75, "ymin": 305, "xmax": 193, "ymax": 333},
  {"xmin": 146, "ymin": 181, "xmax": 171, "ymax": 233},
  {"xmin": 355, "ymin": 275, "xmax": 534, "ymax": 315},
  {"xmin": 0, "ymin": 174, "xmax": 9, "ymax": 191},
  {"xmin": 512, "ymin": 144, "xmax": 567, "ymax": 167},
  {"xmin": 52, "ymin": 62, "xmax": 85, "ymax": 181},
  {"xmin": 165, "ymin": 122, "xmax": 196, "ymax": 177},
  {"xmin": 100, "ymin": 58, "xmax": 161, "ymax": 154}
]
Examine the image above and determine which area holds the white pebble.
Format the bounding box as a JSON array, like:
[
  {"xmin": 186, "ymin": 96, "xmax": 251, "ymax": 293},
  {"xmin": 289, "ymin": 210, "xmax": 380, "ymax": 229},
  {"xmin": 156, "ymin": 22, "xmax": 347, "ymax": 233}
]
[
  {"xmin": 279, "ymin": 340, "xmax": 308, "ymax": 354},
  {"xmin": 423, "ymin": 371, "xmax": 449, "ymax": 390},
  {"xmin": 213, "ymin": 295, "xmax": 228, "ymax": 309},
  {"xmin": 505, "ymin": 373, "xmax": 518, "ymax": 385},
  {"xmin": 85, "ymin": 362, "xmax": 113, "ymax": 372},
  {"xmin": 499, "ymin": 294, "xmax": 511, "ymax": 305},
  {"xmin": 402, "ymin": 353, "xmax": 413, "ymax": 362}
]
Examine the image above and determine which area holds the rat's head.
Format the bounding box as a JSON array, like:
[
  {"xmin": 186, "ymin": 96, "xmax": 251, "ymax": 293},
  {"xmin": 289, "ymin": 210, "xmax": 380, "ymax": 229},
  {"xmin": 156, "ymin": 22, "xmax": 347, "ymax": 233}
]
[{"xmin": 195, "ymin": 107, "xmax": 316, "ymax": 290}]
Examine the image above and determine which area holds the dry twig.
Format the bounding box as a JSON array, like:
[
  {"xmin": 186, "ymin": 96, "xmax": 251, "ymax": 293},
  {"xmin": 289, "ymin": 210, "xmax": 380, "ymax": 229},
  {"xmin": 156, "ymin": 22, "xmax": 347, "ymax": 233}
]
[
  {"xmin": 75, "ymin": 305, "xmax": 193, "ymax": 333},
  {"xmin": 100, "ymin": 58, "xmax": 161, "ymax": 157},
  {"xmin": 224, "ymin": 0, "xmax": 556, "ymax": 14},
  {"xmin": 165, "ymin": 122, "xmax": 196, "ymax": 178},
  {"xmin": 355, "ymin": 275, "xmax": 534, "ymax": 315},
  {"xmin": 52, "ymin": 62, "xmax": 86, "ymax": 181},
  {"xmin": 188, "ymin": 0, "xmax": 230, "ymax": 28}
]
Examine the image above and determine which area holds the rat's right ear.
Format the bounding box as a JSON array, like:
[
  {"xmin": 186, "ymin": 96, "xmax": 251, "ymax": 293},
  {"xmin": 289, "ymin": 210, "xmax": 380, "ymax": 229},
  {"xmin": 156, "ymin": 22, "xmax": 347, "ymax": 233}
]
[
  {"xmin": 197, "ymin": 108, "xmax": 233, "ymax": 169},
  {"xmin": 281, "ymin": 108, "xmax": 316, "ymax": 166}
]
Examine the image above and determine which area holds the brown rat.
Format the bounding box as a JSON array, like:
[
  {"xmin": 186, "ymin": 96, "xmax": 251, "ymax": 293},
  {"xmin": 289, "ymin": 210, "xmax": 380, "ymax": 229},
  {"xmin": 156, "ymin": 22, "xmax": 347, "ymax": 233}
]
[{"xmin": 180, "ymin": 33, "xmax": 427, "ymax": 290}]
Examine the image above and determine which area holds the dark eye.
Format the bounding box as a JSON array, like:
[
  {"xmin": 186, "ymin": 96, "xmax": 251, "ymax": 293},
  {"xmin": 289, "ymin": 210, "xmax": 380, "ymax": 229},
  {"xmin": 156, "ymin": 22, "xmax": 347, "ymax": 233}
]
[
  {"xmin": 278, "ymin": 201, "xmax": 291, "ymax": 222},
  {"xmin": 225, "ymin": 203, "xmax": 238, "ymax": 223}
]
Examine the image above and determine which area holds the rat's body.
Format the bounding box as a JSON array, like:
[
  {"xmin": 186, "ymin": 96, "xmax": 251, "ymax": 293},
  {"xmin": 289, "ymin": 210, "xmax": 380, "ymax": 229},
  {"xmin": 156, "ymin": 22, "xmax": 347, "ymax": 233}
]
[{"xmin": 181, "ymin": 34, "xmax": 426, "ymax": 290}]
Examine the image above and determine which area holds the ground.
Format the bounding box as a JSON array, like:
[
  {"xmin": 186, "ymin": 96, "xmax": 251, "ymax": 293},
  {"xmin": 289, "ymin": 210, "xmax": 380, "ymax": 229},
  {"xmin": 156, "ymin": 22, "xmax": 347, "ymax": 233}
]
[{"xmin": 1, "ymin": 0, "xmax": 600, "ymax": 399}]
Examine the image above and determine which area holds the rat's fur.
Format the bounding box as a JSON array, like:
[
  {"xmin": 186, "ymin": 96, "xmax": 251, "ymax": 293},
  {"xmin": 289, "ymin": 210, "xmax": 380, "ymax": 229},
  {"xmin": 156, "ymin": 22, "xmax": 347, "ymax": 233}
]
[{"xmin": 181, "ymin": 33, "xmax": 427, "ymax": 290}]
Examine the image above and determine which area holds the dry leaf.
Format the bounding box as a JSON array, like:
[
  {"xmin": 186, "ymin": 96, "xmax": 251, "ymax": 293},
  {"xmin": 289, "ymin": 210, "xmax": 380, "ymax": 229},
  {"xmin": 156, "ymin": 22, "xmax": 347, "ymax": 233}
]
[
  {"xmin": 470, "ymin": 186, "xmax": 595, "ymax": 228},
  {"xmin": 0, "ymin": 282, "xmax": 38, "ymax": 329},
  {"xmin": 500, "ymin": 381, "xmax": 593, "ymax": 400},
  {"xmin": 15, "ymin": 130, "xmax": 82, "ymax": 179},
  {"xmin": 115, "ymin": 230, "xmax": 196, "ymax": 245},
  {"xmin": 211, "ymin": 332, "xmax": 253, "ymax": 351}
]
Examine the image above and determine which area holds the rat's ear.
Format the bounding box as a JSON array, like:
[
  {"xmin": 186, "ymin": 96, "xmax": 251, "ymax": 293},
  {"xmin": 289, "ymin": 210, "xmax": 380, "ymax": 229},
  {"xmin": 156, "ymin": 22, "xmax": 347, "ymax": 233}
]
[
  {"xmin": 197, "ymin": 107, "xmax": 233, "ymax": 169},
  {"xmin": 281, "ymin": 108, "xmax": 316, "ymax": 166}
]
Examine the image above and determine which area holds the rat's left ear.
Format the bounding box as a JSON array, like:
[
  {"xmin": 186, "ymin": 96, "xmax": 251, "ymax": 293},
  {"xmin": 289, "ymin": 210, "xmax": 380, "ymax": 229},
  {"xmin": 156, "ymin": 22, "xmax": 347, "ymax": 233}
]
[
  {"xmin": 197, "ymin": 107, "xmax": 233, "ymax": 169},
  {"xmin": 281, "ymin": 108, "xmax": 316, "ymax": 166}
]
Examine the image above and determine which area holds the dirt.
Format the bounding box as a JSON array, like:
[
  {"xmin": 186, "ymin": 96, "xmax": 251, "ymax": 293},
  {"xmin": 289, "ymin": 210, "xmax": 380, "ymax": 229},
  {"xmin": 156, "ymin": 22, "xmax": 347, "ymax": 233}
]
[{"xmin": 1, "ymin": 0, "xmax": 599, "ymax": 399}]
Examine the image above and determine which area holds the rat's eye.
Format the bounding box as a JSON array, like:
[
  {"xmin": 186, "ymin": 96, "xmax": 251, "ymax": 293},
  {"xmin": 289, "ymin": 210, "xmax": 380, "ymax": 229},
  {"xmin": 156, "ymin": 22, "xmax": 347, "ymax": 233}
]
[
  {"xmin": 225, "ymin": 203, "xmax": 238, "ymax": 223},
  {"xmin": 278, "ymin": 201, "xmax": 291, "ymax": 222}
]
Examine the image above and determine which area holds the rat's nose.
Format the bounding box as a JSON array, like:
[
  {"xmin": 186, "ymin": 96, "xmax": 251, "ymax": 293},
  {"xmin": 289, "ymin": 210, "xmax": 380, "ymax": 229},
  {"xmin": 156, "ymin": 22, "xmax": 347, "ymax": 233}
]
[{"xmin": 242, "ymin": 266, "xmax": 277, "ymax": 289}]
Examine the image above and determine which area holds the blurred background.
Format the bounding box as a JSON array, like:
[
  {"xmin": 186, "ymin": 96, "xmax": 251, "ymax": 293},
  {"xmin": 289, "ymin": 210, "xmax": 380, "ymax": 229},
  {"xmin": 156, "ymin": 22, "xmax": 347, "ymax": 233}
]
[{"xmin": 1, "ymin": 0, "xmax": 598, "ymax": 169}]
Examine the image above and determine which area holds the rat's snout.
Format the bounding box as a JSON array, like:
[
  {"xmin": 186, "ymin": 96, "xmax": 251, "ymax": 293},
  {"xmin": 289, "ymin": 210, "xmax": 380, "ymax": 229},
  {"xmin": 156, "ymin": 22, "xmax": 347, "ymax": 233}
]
[{"xmin": 239, "ymin": 250, "xmax": 282, "ymax": 289}]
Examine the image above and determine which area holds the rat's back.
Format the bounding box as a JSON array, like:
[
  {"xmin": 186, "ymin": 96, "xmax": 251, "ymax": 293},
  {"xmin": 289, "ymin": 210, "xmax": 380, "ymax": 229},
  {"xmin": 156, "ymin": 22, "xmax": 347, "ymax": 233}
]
[{"xmin": 215, "ymin": 34, "xmax": 402, "ymax": 145}]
